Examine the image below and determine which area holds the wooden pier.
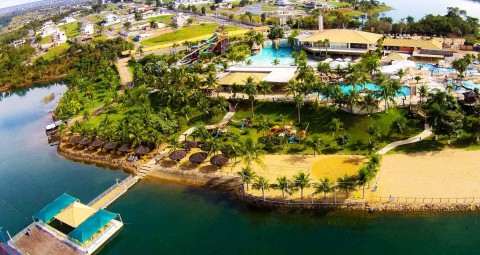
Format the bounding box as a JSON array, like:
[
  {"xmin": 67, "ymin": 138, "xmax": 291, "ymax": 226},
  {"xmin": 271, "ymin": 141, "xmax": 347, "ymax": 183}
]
[{"xmin": 88, "ymin": 175, "xmax": 139, "ymax": 209}]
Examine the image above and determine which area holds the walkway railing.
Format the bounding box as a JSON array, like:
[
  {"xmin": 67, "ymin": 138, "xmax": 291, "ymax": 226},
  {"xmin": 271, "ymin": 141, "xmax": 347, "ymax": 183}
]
[
  {"xmin": 244, "ymin": 193, "xmax": 365, "ymax": 206},
  {"xmin": 87, "ymin": 176, "xmax": 136, "ymax": 208},
  {"xmin": 8, "ymin": 222, "xmax": 37, "ymax": 245},
  {"xmin": 371, "ymin": 196, "xmax": 480, "ymax": 204}
]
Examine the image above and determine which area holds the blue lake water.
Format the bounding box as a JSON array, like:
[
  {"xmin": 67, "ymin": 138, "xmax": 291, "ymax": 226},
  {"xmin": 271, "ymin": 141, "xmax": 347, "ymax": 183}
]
[
  {"xmin": 381, "ymin": 0, "xmax": 480, "ymax": 21},
  {"xmin": 3, "ymin": 85, "xmax": 480, "ymax": 255}
]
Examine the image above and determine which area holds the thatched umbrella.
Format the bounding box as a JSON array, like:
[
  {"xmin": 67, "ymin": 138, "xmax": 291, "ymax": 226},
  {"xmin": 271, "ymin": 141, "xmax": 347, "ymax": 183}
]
[
  {"xmin": 189, "ymin": 152, "xmax": 208, "ymax": 164},
  {"xmin": 183, "ymin": 140, "xmax": 198, "ymax": 151},
  {"xmin": 117, "ymin": 143, "xmax": 131, "ymax": 153},
  {"xmin": 210, "ymin": 154, "xmax": 229, "ymax": 167},
  {"xmin": 103, "ymin": 141, "xmax": 117, "ymax": 151},
  {"xmin": 78, "ymin": 137, "xmax": 92, "ymax": 146},
  {"xmin": 134, "ymin": 145, "xmax": 150, "ymax": 155},
  {"xmin": 67, "ymin": 136, "xmax": 81, "ymax": 145},
  {"xmin": 169, "ymin": 150, "xmax": 187, "ymax": 162},
  {"xmin": 89, "ymin": 139, "xmax": 105, "ymax": 148}
]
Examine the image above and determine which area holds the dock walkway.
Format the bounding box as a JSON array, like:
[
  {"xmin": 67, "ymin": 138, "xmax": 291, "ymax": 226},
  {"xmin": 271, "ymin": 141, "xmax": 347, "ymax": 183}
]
[{"xmin": 88, "ymin": 176, "xmax": 139, "ymax": 209}]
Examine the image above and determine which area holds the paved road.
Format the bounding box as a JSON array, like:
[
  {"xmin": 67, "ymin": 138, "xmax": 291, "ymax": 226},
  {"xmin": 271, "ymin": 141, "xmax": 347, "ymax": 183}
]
[{"xmin": 117, "ymin": 57, "xmax": 133, "ymax": 86}]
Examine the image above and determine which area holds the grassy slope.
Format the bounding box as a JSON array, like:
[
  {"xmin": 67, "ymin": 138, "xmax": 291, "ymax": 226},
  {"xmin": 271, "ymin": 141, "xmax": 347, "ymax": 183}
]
[
  {"xmin": 141, "ymin": 23, "xmax": 240, "ymax": 46},
  {"xmin": 389, "ymin": 134, "xmax": 480, "ymax": 154},
  {"xmin": 148, "ymin": 15, "xmax": 173, "ymax": 24},
  {"xmin": 230, "ymin": 101, "xmax": 423, "ymax": 155},
  {"xmin": 42, "ymin": 43, "xmax": 70, "ymax": 60},
  {"xmin": 60, "ymin": 21, "xmax": 80, "ymax": 38}
]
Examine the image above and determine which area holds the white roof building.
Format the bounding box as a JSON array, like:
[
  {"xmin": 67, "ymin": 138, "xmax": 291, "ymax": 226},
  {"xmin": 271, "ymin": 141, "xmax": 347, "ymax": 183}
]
[
  {"xmin": 40, "ymin": 20, "xmax": 59, "ymax": 37},
  {"xmin": 172, "ymin": 13, "xmax": 190, "ymax": 27},
  {"xmin": 81, "ymin": 23, "xmax": 95, "ymax": 35},
  {"xmin": 103, "ymin": 13, "xmax": 118, "ymax": 26}
]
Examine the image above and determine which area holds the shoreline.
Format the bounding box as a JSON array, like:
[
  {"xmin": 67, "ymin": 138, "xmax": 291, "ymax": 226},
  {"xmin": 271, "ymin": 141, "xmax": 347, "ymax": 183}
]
[
  {"xmin": 56, "ymin": 143, "xmax": 480, "ymax": 213},
  {"xmin": 0, "ymin": 75, "xmax": 67, "ymax": 94}
]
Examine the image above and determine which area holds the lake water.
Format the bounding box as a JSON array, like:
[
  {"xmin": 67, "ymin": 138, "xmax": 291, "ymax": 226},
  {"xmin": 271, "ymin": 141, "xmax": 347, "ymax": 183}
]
[
  {"xmin": 3, "ymin": 85, "xmax": 480, "ymax": 254},
  {"xmin": 381, "ymin": 0, "xmax": 480, "ymax": 21}
]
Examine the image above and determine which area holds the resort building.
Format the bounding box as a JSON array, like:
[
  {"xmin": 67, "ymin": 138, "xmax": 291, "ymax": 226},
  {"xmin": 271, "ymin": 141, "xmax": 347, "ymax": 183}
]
[
  {"xmin": 58, "ymin": 16, "xmax": 76, "ymax": 26},
  {"xmin": 172, "ymin": 13, "xmax": 190, "ymax": 27},
  {"xmin": 51, "ymin": 30, "xmax": 67, "ymax": 46},
  {"xmin": 175, "ymin": 0, "xmax": 212, "ymax": 5},
  {"xmin": 295, "ymin": 29, "xmax": 455, "ymax": 60},
  {"xmin": 275, "ymin": 0, "xmax": 292, "ymax": 6},
  {"xmin": 217, "ymin": 66, "xmax": 297, "ymax": 92},
  {"xmin": 303, "ymin": 1, "xmax": 333, "ymax": 10},
  {"xmin": 5, "ymin": 193, "xmax": 124, "ymax": 255}
]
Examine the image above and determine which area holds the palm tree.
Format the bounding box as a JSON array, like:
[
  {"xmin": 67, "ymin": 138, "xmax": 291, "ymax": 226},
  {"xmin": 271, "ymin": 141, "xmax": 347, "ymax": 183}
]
[
  {"xmin": 208, "ymin": 138, "xmax": 222, "ymax": 155},
  {"xmin": 272, "ymin": 58, "xmax": 280, "ymax": 66},
  {"xmin": 234, "ymin": 137, "xmax": 266, "ymax": 168},
  {"xmin": 168, "ymin": 136, "xmax": 181, "ymax": 151},
  {"xmin": 294, "ymin": 171, "xmax": 311, "ymax": 199},
  {"xmin": 329, "ymin": 118, "xmax": 344, "ymax": 137},
  {"xmin": 414, "ymin": 75, "xmax": 422, "ymax": 84},
  {"xmin": 317, "ymin": 39, "xmax": 330, "ymax": 59},
  {"xmin": 258, "ymin": 80, "xmax": 272, "ymax": 98},
  {"xmin": 360, "ymin": 91, "xmax": 378, "ymax": 114},
  {"xmin": 137, "ymin": 45, "xmax": 144, "ymax": 57},
  {"xmin": 204, "ymin": 71, "xmax": 217, "ymax": 91},
  {"xmin": 293, "ymin": 93, "xmax": 305, "ymax": 123},
  {"xmin": 252, "ymin": 176, "xmax": 270, "ymax": 200},
  {"xmin": 418, "ymin": 83, "xmax": 429, "ymax": 103},
  {"xmin": 243, "ymin": 76, "xmax": 258, "ymax": 117},
  {"xmin": 274, "ymin": 176, "xmax": 290, "ymax": 198},
  {"xmin": 237, "ymin": 166, "xmax": 256, "ymax": 191},
  {"xmin": 337, "ymin": 174, "xmax": 357, "ymax": 197},
  {"xmin": 315, "ymin": 178, "xmax": 334, "ymax": 199},
  {"xmin": 346, "ymin": 88, "xmax": 360, "ymax": 113},
  {"xmin": 305, "ymin": 135, "xmax": 323, "ymax": 157}
]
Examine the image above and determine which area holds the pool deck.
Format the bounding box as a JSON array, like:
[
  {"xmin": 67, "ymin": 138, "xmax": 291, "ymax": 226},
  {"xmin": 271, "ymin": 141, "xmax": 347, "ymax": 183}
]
[{"xmin": 13, "ymin": 224, "xmax": 83, "ymax": 255}]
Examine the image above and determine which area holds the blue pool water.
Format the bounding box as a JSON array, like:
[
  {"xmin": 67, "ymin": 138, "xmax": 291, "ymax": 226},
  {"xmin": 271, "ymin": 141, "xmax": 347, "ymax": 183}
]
[
  {"xmin": 416, "ymin": 63, "xmax": 475, "ymax": 75},
  {"xmin": 248, "ymin": 46, "xmax": 294, "ymax": 66},
  {"xmin": 340, "ymin": 83, "xmax": 410, "ymax": 97}
]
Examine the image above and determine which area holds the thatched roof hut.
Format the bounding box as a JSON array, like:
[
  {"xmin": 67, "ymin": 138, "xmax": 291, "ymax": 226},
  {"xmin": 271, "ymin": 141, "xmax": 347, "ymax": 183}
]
[
  {"xmin": 134, "ymin": 145, "xmax": 150, "ymax": 155},
  {"xmin": 78, "ymin": 137, "xmax": 92, "ymax": 146},
  {"xmin": 67, "ymin": 136, "xmax": 81, "ymax": 145},
  {"xmin": 210, "ymin": 154, "xmax": 229, "ymax": 167},
  {"xmin": 183, "ymin": 140, "xmax": 198, "ymax": 151},
  {"xmin": 189, "ymin": 152, "xmax": 208, "ymax": 164},
  {"xmin": 169, "ymin": 150, "xmax": 187, "ymax": 161},
  {"xmin": 89, "ymin": 139, "xmax": 105, "ymax": 148},
  {"xmin": 117, "ymin": 143, "xmax": 131, "ymax": 153},
  {"xmin": 103, "ymin": 141, "xmax": 117, "ymax": 151}
]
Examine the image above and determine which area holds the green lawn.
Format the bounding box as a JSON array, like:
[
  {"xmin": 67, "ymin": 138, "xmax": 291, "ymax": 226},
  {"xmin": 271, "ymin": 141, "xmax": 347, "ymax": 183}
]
[
  {"xmin": 42, "ymin": 43, "xmax": 70, "ymax": 60},
  {"xmin": 141, "ymin": 23, "xmax": 240, "ymax": 46},
  {"xmin": 148, "ymin": 14, "xmax": 173, "ymax": 24},
  {"xmin": 60, "ymin": 21, "xmax": 80, "ymax": 38},
  {"xmin": 229, "ymin": 101, "xmax": 423, "ymax": 154},
  {"xmin": 39, "ymin": 36, "xmax": 51, "ymax": 44},
  {"xmin": 389, "ymin": 133, "xmax": 480, "ymax": 154}
]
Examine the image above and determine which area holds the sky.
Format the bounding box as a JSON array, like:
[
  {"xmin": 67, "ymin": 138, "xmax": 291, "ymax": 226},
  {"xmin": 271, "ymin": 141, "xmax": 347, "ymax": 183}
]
[{"xmin": 0, "ymin": 0, "xmax": 43, "ymax": 10}]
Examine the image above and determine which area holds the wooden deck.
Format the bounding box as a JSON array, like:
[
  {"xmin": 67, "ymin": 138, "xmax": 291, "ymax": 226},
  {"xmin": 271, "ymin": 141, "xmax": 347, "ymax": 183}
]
[
  {"xmin": 89, "ymin": 176, "xmax": 138, "ymax": 209},
  {"xmin": 14, "ymin": 225, "xmax": 83, "ymax": 255}
]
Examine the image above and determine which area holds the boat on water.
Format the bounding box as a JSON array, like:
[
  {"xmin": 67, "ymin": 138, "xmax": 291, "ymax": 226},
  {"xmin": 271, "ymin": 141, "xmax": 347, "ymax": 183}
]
[{"xmin": 45, "ymin": 120, "xmax": 64, "ymax": 136}]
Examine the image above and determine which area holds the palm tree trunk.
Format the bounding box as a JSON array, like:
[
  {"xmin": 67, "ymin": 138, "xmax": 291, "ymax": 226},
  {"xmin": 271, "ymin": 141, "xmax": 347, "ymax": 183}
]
[
  {"xmin": 323, "ymin": 191, "xmax": 326, "ymax": 199},
  {"xmin": 262, "ymin": 188, "xmax": 265, "ymax": 200},
  {"xmin": 251, "ymin": 100, "xmax": 254, "ymax": 117},
  {"xmin": 301, "ymin": 188, "xmax": 304, "ymax": 199},
  {"xmin": 298, "ymin": 107, "xmax": 301, "ymax": 123},
  {"xmin": 282, "ymin": 189, "xmax": 285, "ymax": 198}
]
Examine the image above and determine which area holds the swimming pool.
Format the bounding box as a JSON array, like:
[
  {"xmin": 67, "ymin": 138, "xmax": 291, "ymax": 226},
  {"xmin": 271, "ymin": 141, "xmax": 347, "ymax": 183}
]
[
  {"xmin": 340, "ymin": 83, "xmax": 411, "ymax": 97},
  {"xmin": 416, "ymin": 63, "xmax": 475, "ymax": 75},
  {"xmin": 313, "ymin": 83, "xmax": 410, "ymax": 98},
  {"xmin": 248, "ymin": 46, "xmax": 294, "ymax": 66}
]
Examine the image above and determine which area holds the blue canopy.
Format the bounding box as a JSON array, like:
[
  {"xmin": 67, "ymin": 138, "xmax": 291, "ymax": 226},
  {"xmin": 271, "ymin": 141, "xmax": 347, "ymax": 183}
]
[
  {"xmin": 68, "ymin": 209, "xmax": 117, "ymax": 243},
  {"xmin": 33, "ymin": 193, "xmax": 77, "ymax": 223}
]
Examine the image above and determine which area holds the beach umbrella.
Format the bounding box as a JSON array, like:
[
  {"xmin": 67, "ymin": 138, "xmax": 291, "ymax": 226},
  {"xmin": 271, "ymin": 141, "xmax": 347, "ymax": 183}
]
[
  {"xmin": 117, "ymin": 143, "xmax": 131, "ymax": 153},
  {"xmin": 78, "ymin": 137, "xmax": 92, "ymax": 146},
  {"xmin": 134, "ymin": 145, "xmax": 150, "ymax": 155},
  {"xmin": 67, "ymin": 136, "xmax": 81, "ymax": 145},
  {"xmin": 183, "ymin": 140, "xmax": 198, "ymax": 151},
  {"xmin": 335, "ymin": 58, "xmax": 343, "ymax": 62},
  {"xmin": 189, "ymin": 152, "xmax": 208, "ymax": 164},
  {"xmin": 324, "ymin": 58, "xmax": 333, "ymax": 62},
  {"xmin": 220, "ymin": 145, "xmax": 234, "ymax": 157},
  {"xmin": 210, "ymin": 154, "xmax": 229, "ymax": 167},
  {"xmin": 89, "ymin": 139, "xmax": 105, "ymax": 148},
  {"xmin": 103, "ymin": 141, "xmax": 117, "ymax": 151},
  {"xmin": 169, "ymin": 150, "xmax": 187, "ymax": 161}
]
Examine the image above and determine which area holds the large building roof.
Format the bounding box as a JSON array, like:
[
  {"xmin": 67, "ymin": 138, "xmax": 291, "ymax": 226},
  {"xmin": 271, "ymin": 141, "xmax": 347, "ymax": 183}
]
[
  {"xmin": 383, "ymin": 38, "xmax": 443, "ymax": 50},
  {"xmin": 300, "ymin": 29, "xmax": 383, "ymax": 45}
]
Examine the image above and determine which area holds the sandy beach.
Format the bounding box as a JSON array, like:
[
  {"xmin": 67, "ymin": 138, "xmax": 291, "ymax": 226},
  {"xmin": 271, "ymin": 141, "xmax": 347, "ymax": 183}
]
[{"xmin": 372, "ymin": 149, "xmax": 480, "ymax": 201}]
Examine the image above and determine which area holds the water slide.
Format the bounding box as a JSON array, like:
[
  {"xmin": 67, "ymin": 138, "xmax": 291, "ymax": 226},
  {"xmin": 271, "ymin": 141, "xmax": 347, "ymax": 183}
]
[{"xmin": 178, "ymin": 26, "xmax": 228, "ymax": 65}]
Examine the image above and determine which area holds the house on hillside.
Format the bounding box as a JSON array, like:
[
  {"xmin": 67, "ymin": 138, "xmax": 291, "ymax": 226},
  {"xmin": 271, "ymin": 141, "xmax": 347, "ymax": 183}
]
[
  {"xmin": 40, "ymin": 20, "xmax": 59, "ymax": 37},
  {"xmin": 81, "ymin": 23, "xmax": 95, "ymax": 35},
  {"xmin": 172, "ymin": 13, "xmax": 190, "ymax": 27}
]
